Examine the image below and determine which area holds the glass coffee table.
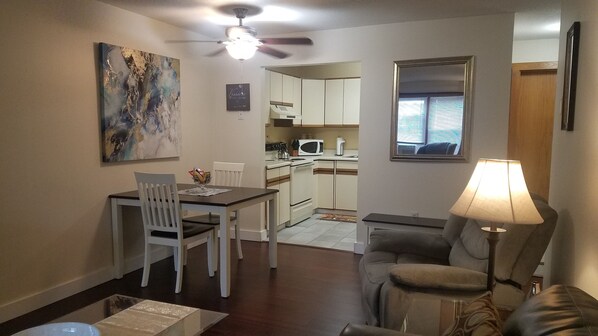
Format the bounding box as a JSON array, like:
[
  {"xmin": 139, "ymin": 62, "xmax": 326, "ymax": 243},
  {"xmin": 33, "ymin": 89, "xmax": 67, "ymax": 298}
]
[{"xmin": 43, "ymin": 295, "xmax": 227, "ymax": 336}]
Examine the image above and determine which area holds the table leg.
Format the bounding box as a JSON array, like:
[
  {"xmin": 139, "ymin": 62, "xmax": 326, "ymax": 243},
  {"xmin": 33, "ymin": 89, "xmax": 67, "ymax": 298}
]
[
  {"xmin": 268, "ymin": 196, "xmax": 278, "ymax": 268},
  {"xmin": 219, "ymin": 209, "xmax": 231, "ymax": 298},
  {"xmin": 111, "ymin": 199, "xmax": 124, "ymax": 279}
]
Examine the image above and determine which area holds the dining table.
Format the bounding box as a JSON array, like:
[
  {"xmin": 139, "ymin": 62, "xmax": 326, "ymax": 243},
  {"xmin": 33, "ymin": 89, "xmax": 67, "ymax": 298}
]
[{"xmin": 108, "ymin": 184, "xmax": 279, "ymax": 298}]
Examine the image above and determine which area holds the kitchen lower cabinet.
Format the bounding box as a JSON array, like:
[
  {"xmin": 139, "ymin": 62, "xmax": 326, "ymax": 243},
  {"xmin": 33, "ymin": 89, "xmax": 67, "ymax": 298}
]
[
  {"xmin": 266, "ymin": 165, "xmax": 290, "ymax": 228},
  {"xmin": 335, "ymin": 161, "xmax": 358, "ymax": 211},
  {"xmin": 316, "ymin": 161, "xmax": 335, "ymax": 209},
  {"xmin": 314, "ymin": 160, "xmax": 357, "ymax": 211}
]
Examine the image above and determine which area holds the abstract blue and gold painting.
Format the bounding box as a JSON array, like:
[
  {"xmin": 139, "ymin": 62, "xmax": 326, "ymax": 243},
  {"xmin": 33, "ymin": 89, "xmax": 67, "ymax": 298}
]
[{"xmin": 99, "ymin": 43, "xmax": 181, "ymax": 162}]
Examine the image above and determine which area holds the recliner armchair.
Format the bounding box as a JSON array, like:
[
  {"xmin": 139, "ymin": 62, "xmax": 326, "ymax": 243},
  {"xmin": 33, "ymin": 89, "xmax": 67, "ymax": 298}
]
[{"xmin": 359, "ymin": 194, "xmax": 557, "ymax": 329}]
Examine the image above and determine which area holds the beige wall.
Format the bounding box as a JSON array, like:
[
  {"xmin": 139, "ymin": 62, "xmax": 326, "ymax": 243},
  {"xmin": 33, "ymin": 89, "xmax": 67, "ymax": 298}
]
[
  {"xmin": 0, "ymin": 0, "xmax": 519, "ymax": 321},
  {"xmin": 512, "ymin": 39, "xmax": 560, "ymax": 63},
  {"xmin": 548, "ymin": 0, "xmax": 598, "ymax": 297},
  {"xmin": 353, "ymin": 16, "xmax": 514, "ymax": 227},
  {"xmin": 0, "ymin": 0, "xmax": 222, "ymax": 321}
]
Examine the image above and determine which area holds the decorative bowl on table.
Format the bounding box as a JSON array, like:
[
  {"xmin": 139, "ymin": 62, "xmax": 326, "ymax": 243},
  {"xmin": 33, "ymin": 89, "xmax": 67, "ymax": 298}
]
[{"xmin": 189, "ymin": 168, "xmax": 211, "ymax": 190}]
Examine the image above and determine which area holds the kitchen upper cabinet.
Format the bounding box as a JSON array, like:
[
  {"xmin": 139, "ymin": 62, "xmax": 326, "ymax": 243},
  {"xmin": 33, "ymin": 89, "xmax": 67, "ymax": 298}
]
[
  {"xmin": 325, "ymin": 79, "xmax": 344, "ymax": 126},
  {"xmin": 292, "ymin": 76, "xmax": 302, "ymax": 126},
  {"xmin": 301, "ymin": 79, "xmax": 325, "ymax": 126},
  {"xmin": 269, "ymin": 71, "xmax": 296, "ymax": 106},
  {"xmin": 269, "ymin": 71, "xmax": 283, "ymax": 103},
  {"xmin": 343, "ymin": 78, "xmax": 361, "ymax": 125},
  {"xmin": 283, "ymin": 75, "xmax": 294, "ymax": 104},
  {"xmin": 268, "ymin": 70, "xmax": 360, "ymax": 127},
  {"xmin": 325, "ymin": 78, "xmax": 361, "ymax": 126}
]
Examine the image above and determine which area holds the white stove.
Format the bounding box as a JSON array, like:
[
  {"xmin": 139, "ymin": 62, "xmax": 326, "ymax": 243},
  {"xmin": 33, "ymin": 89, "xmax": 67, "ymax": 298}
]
[{"xmin": 265, "ymin": 151, "xmax": 314, "ymax": 227}]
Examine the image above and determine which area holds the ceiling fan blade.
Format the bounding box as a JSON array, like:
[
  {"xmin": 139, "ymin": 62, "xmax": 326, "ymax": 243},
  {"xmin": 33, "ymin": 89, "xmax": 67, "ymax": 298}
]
[
  {"xmin": 165, "ymin": 40, "xmax": 224, "ymax": 44},
  {"xmin": 257, "ymin": 45, "xmax": 289, "ymax": 59},
  {"xmin": 206, "ymin": 47, "xmax": 227, "ymax": 57},
  {"xmin": 259, "ymin": 37, "xmax": 313, "ymax": 45}
]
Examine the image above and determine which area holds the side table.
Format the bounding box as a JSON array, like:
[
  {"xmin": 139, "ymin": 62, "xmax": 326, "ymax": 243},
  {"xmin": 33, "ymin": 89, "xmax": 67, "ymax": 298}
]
[{"xmin": 362, "ymin": 213, "xmax": 445, "ymax": 243}]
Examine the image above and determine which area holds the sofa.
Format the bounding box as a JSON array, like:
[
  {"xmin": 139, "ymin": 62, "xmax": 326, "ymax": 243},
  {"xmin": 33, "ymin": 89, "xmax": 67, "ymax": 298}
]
[
  {"xmin": 340, "ymin": 284, "xmax": 598, "ymax": 335},
  {"xmin": 359, "ymin": 195, "xmax": 557, "ymax": 329}
]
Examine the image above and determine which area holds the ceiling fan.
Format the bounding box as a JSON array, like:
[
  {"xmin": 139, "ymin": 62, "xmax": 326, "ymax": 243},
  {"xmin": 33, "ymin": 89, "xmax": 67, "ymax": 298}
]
[{"xmin": 169, "ymin": 7, "xmax": 313, "ymax": 60}]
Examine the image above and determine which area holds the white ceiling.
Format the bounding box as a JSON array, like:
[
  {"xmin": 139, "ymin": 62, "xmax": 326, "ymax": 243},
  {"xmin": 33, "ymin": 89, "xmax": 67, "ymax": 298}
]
[{"xmin": 99, "ymin": 0, "xmax": 561, "ymax": 41}]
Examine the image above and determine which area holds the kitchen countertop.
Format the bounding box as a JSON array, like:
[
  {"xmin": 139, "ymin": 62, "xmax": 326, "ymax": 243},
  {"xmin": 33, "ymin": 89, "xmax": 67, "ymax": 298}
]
[{"xmin": 265, "ymin": 150, "xmax": 358, "ymax": 169}]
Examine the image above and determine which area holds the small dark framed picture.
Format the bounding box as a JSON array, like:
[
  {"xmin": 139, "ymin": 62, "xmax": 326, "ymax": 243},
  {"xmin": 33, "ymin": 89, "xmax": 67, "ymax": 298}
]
[
  {"xmin": 561, "ymin": 21, "xmax": 580, "ymax": 131},
  {"xmin": 226, "ymin": 83, "xmax": 250, "ymax": 111}
]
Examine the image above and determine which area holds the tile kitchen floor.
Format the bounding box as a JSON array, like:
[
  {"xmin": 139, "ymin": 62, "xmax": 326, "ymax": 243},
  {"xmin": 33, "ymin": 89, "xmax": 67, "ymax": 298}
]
[{"xmin": 277, "ymin": 214, "xmax": 356, "ymax": 252}]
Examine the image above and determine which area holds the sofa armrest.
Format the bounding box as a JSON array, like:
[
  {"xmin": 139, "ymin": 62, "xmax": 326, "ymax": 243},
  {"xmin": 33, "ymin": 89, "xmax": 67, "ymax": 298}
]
[
  {"xmin": 503, "ymin": 285, "xmax": 598, "ymax": 336},
  {"xmin": 339, "ymin": 323, "xmax": 417, "ymax": 336},
  {"xmin": 368, "ymin": 230, "xmax": 451, "ymax": 260},
  {"xmin": 389, "ymin": 264, "xmax": 487, "ymax": 291}
]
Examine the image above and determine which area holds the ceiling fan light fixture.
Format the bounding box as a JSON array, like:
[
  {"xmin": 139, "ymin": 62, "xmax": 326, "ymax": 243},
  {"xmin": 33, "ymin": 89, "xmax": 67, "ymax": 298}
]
[{"xmin": 225, "ymin": 40, "xmax": 259, "ymax": 60}]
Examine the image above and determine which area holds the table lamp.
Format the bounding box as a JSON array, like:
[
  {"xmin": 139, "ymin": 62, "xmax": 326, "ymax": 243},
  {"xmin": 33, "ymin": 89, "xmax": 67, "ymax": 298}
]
[{"xmin": 449, "ymin": 158, "xmax": 543, "ymax": 291}]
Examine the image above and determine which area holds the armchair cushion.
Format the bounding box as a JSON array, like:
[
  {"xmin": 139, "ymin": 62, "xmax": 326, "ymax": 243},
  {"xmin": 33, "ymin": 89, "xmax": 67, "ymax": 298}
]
[
  {"xmin": 448, "ymin": 219, "xmax": 489, "ymax": 273},
  {"xmin": 389, "ymin": 264, "xmax": 487, "ymax": 291},
  {"xmin": 368, "ymin": 230, "xmax": 452, "ymax": 261}
]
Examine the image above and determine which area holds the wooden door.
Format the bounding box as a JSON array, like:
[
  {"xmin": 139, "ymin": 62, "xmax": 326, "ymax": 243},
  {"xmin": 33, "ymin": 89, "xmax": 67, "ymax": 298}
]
[{"xmin": 508, "ymin": 62, "xmax": 557, "ymax": 200}]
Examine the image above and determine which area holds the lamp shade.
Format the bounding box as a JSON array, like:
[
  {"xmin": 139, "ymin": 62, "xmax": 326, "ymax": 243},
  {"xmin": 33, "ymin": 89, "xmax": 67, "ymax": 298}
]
[{"xmin": 449, "ymin": 158, "xmax": 543, "ymax": 224}]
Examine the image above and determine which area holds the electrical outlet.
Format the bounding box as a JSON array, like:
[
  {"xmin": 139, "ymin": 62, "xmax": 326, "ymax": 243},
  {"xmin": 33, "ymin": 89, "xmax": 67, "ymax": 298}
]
[{"xmin": 238, "ymin": 112, "xmax": 244, "ymax": 120}]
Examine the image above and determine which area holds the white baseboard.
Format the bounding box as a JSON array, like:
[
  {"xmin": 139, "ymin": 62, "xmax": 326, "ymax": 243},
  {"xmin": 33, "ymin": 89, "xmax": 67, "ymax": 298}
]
[
  {"xmin": 0, "ymin": 246, "xmax": 172, "ymax": 324},
  {"xmin": 242, "ymin": 228, "xmax": 268, "ymax": 242},
  {"xmin": 0, "ymin": 266, "xmax": 114, "ymax": 323},
  {"xmin": 353, "ymin": 241, "xmax": 365, "ymax": 255}
]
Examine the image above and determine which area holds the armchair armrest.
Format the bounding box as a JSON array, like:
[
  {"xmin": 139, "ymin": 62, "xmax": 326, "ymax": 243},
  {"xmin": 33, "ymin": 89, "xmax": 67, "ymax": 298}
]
[
  {"xmin": 339, "ymin": 323, "xmax": 417, "ymax": 336},
  {"xmin": 389, "ymin": 264, "xmax": 487, "ymax": 291},
  {"xmin": 368, "ymin": 230, "xmax": 451, "ymax": 261}
]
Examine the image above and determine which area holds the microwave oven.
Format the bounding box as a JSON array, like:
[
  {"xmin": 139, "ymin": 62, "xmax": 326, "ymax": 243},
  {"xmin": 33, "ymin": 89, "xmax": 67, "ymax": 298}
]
[{"xmin": 297, "ymin": 139, "xmax": 324, "ymax": 156}]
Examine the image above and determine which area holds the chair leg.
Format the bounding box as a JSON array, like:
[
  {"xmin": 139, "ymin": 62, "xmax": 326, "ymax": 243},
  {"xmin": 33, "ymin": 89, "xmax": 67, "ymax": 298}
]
[
  {"xmin": 183, "ymin": 247, "xmax": 188, "ymax": 266},
  {"xmin": 207, "ymin": 231, "xmax": 215, "ymax": 277},
  {"xmin": 173, "ymin": 247, "xmax": 179, "ymax": 272},
  {"xmin": 175, "ymin": 245, "xmax": 184, "ymax": 293},
  {"xmin": 141, "ymin": 242, "xmax": 151, "ymax": 287}
]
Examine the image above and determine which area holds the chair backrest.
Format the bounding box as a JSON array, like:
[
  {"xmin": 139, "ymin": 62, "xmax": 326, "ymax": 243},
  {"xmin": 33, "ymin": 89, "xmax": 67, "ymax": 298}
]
[
  {"xmin": 134, "ymin": 172, "xmax": 182, "ymax": 235},
  {"xmin": 212, "ymin": 162, "xmax": 245, "ymax": 187}
]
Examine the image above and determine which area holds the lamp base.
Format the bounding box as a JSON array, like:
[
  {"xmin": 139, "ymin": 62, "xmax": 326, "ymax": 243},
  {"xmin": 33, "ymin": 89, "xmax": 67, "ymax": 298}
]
[{"xmin": 481, "ymin": 226, "xmax": 506, "ymax": 291}]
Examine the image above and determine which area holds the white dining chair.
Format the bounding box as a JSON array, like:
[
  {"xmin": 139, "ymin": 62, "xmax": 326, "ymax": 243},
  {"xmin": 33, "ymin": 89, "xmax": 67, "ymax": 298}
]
[
  {"xmin": 135, "ymin": 172, "xmax": 216, "ymax": 294},
  {"xmin": 183, "ymin": 162, "xmax": 245, "ymax": 259}
]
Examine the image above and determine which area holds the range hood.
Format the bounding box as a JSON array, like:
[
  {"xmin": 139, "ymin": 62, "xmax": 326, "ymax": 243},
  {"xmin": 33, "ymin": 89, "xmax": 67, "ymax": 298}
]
[{"xmin": 270, "ymin": 104, "xmax": 301, "ymax": 120}]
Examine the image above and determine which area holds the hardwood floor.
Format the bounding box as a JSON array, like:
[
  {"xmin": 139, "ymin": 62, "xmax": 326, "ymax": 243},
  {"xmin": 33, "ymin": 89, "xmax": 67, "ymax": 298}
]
[{"xmin": 1, "ymin": 241, "xmax": 365, "ymax": 336}]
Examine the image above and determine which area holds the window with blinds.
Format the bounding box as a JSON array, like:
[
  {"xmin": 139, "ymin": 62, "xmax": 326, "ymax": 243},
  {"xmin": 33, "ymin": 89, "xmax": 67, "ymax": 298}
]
[{"xmin": 397, "ymin": 94, "xmax": 463, "ymax": 146}]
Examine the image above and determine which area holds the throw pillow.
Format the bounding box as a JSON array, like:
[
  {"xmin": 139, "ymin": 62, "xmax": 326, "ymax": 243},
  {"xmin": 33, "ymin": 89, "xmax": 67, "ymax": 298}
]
[{"xmin": 441, "ymin": 292, "xmax": 502, "ymax": 336}]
